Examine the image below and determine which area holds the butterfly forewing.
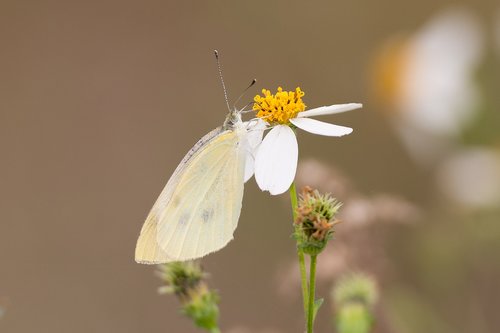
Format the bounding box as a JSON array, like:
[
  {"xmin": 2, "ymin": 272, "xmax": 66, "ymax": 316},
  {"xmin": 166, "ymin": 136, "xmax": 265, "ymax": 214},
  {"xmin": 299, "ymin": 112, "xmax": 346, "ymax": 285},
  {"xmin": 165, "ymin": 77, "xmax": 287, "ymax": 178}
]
[{"xmin": 135, "ymin": 127, "xmax": 246, "ymax": 263}]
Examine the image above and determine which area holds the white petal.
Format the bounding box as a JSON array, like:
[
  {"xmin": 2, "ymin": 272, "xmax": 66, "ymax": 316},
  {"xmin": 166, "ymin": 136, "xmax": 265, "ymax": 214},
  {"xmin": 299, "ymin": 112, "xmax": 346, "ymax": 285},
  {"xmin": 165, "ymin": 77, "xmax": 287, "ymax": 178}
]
[
  {"xmin": 242, "ymin": 119, "xmax": 267, "ymax": 183},
  {"xmin": 254, "ymin": 125, "xmax": 298, "ymax": 195},
  {"xmin": 244, "ymin": 152, "xmax": 254, "ymax": 182},
  {"xmin": 290, "ymin": 117, "xmax": 353, "ymax": 136},
  {"xmin": 244, "ymin": 118, "xmax": 267, "ymax": 149},
  {"xmin": 297, "ymin": 103, "xmax": 362, "ymax": 118}
]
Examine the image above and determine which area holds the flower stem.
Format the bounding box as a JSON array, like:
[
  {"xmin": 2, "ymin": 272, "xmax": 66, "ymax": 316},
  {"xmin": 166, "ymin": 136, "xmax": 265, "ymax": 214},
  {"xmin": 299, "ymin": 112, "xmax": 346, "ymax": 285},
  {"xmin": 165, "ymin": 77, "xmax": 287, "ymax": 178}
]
[
  {"xmin": 298, "ymin": 250, "xmax": 308, "ymax": 319},
  {"xmin": 307, "ymin": 255, "xmax": 317, "ymax": 333},
  {"xmin": 289, "ymin": 183, "xmax": 309, "ymax": 321},
  {"xmin": 209, "ymin": 328, "xmax": 221, "ymax": 333}
]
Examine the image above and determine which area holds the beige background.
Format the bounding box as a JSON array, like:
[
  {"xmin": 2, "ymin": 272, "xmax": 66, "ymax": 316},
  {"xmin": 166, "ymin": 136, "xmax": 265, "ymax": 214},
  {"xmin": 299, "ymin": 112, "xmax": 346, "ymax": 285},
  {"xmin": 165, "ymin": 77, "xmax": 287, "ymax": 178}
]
[{"xmin": 1, "ymin": 1, "xmax": 499, "ymax": 332}]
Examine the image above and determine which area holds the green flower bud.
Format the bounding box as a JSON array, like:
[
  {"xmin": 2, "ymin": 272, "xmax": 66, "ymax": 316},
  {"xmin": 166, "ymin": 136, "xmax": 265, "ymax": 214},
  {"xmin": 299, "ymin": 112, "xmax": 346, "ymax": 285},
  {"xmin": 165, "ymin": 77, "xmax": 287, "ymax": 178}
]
[
  {"xmin": 156, "ymin": 262, "xmax": 220, "ymax": 332},
  {"xmin": 156, "ymin": 261, "xmax": 205, "ymax": 300},
  {"xmin": 332, "ymin": 273, "xmax": 378, "ymax": 333},
  {"xmin": 294, "ymin": 186, "xmax": 342, "ymax": 255},
  {"xmin": 182, "ymin": 286, "xmax": 220, "ymax": 331},
  {"xmin": 333, "ymin": 273, "xmax": 378, "ymax": 307},
  {"xmin": 336, "ymin": 302, "xmax": 373, "ymax": 333}
]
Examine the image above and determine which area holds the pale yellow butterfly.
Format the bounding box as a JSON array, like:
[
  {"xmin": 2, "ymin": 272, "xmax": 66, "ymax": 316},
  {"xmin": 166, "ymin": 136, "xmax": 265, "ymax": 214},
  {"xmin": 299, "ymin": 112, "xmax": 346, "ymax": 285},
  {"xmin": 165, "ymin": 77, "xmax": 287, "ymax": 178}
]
[{"xmin": 135, "ymin": 53, "xmax": 261, "ymax": 264}]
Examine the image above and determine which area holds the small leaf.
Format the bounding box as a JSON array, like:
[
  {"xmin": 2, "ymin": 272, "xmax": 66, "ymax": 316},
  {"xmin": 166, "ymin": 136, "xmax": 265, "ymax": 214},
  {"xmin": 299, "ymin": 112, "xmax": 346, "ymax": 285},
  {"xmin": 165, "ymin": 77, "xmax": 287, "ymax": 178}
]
[{"xmin": 313, "ymin": 298, "xmax": 324, "ymax": 321}]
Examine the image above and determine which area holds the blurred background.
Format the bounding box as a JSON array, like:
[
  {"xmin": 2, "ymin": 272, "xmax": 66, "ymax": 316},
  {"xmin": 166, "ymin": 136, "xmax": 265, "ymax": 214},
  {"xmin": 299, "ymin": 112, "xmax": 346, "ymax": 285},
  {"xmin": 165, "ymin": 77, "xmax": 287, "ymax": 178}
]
[{"xmin": 1, "ymin": 0, "xmax": 499, "ymax": 332}]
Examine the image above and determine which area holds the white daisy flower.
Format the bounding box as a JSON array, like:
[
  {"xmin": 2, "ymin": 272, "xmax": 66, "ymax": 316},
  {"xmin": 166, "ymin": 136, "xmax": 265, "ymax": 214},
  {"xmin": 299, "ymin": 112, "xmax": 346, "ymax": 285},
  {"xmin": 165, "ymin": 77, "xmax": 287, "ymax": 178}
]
[{"xmin": 251, "ymin": 87, "xmax": 361, "ymax": 195}]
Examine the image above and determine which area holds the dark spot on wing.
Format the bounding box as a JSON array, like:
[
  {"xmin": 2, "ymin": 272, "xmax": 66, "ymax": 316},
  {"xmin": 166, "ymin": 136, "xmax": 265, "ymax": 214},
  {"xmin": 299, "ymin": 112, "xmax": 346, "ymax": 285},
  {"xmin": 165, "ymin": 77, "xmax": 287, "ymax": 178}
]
[
  {"xmin": 202, "ymin": 209, "xmax": 214, "ymax": 223},
  {"xmin": 179, "ymin": 213, "xmax": 190, "ymax": 226}
]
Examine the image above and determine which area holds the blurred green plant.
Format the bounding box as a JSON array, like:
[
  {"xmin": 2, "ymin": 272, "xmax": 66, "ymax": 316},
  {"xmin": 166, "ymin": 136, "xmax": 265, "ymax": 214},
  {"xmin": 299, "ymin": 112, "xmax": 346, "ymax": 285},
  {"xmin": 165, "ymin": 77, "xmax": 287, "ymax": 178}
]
[
  {"xmin": 332, "ymin": 273, "xmax": 378, "ymax": 333},
  {"xmin": 157, "ymin": 262, "xmax": 220, "ymax": 333}
]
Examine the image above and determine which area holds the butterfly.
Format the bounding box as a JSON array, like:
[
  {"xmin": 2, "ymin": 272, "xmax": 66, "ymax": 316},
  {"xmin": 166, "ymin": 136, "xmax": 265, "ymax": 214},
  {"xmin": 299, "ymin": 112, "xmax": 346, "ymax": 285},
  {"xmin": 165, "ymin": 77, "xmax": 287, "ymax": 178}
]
[{"xmin": 135, "ymin": 105, "xmax": 264, "ymax": 264}]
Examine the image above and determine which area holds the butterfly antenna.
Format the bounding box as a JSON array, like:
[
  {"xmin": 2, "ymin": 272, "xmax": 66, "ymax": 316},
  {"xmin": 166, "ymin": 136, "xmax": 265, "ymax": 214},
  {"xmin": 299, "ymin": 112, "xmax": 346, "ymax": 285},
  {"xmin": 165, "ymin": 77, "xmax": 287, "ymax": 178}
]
[
  {"xmin": 233, "ymin": 79, "xmax": 257, "ymax": 111},
  {"xmin": 239, "ymin": 101, "xmax": 257, "ymax": 114},
  {"xmin": 214, "ymin": 50, "xmax": 231, "ymax": 112}
]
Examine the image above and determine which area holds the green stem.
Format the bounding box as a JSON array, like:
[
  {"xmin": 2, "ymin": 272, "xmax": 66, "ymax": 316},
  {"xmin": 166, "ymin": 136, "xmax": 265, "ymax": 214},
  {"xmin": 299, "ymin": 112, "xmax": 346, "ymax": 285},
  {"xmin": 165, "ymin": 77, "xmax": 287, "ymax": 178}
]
[
  {"xmin": 298, "ymin": 250, "xmax": 308, "ymax": 318},
  {"xmin": 307, "ymin": 255, "xmax": 317, "ymax": 333},
  {"xmin": 289, "ymin": 183, "xmax": 309, "ymax": 321},
  {"xmin": 209, "ymin": 328, "xmax": 221, "ymax": 333},
  {"xmin": 289, "ymin": 182, "xmax": 298, "ymax": 218}
]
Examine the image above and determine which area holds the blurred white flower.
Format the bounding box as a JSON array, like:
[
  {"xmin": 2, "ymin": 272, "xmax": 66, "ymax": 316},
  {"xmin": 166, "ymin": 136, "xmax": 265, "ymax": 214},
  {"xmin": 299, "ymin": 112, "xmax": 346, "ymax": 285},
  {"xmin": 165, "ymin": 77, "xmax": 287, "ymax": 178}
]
[
  {"xmin": 373, "ymin": 8, "xmax": 484, "ymax": 165},
  {"xmin": 399, "ymin": 9, "xmax": 483, "ymax": 135},
  {"xmin": 437, "ymin": 148, "xmax": 500, "ymax": 209}
]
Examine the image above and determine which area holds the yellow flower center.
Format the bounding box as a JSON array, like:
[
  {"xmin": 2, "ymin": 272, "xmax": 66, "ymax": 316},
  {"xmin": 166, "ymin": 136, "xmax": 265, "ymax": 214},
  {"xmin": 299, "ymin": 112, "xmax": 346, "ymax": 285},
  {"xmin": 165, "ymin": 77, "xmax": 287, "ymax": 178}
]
[{"xmin": 253, "ymin": 87, "xmax": 306, "ymax": 124}]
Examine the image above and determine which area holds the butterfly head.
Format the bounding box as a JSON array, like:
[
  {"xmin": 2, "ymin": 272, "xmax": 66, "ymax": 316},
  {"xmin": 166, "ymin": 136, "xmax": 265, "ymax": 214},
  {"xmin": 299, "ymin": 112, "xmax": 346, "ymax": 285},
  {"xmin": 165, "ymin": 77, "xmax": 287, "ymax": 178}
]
[{"xmin": 222, "ymin": 109, "xmax": 243, "ymax": 130}]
